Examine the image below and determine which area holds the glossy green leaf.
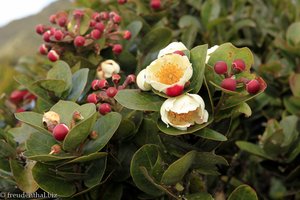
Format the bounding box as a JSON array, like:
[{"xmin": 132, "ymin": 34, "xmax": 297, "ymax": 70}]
[
  {"xmin": 47, "ymin": 61, "xmax": 72, "ymax": 91},
  {"xmin": 289, "ymin": 73, "xmax": 300, "ymax": 97},
  {"xmin": 126, "ymin": 20, "xmax": 143, "ymax": 41},
  {"xmin": 9, "ymin": 160, "xmax": 38, "ymax": 193},
  {"xmin": 32, "ymin": 162, "xmax": 76, "ymax": 197},
  {"xmin": 0, "ymin": 140, "xmax": 16, "ymax": 158},
  {"xmin": 190, "ymin": 44, "xmax": 208, "ymax": 93},
  {"xmin": 161, "ymin": 151, "xmax": 196, "ymax": 185},
  {"xmin": 79, "ymin": 13, "xmax": 91, "ymax": 35},
  {"xmin": 228, "ymin": 185, "xmax": 258, "ymax": 200},
  {"xmin": 139, "ymin": 27, "xmax": 172, "ymax": 53},
  {"xmin": 286, "ymin": 22, "xmax": 300, "ymax": 46},
  {"xmin": 194, "ymin": 128, "xmax": 227, "ymax": 141},
  {"xmin": 115, "ymin": 89, "xmax": 164, "ymax": 111},
  {"xmin": 130, "ymin": 144, "xmax": 164, "ymax": 196},
  {"xmin": 83, "ymin": 112, "xmax": 122, "ymax": 154},
  {"xmin": 236, "ymin": 141, "xmax": 273, "ymax": 160},
  {"xmin": 50, "ymin": 100, "xmax": 80, "ymax": 126},
  {"xmin": 192, "ymin": 152, "xmax": 228, "ymax": 175},
  {"xmin": 184, "ymin": 193, "xmax": 214, "ymax": 200},
  {"xmin": 201, "ymin": 0, "xmax": 221, "ymax": 28},
  {"xmin": 14, "ymin": 112, "xmax": 50, "ymax": 135},
  {"xmin": 8, "ymin": 124, "xmax": 35, "ymax": 144},
  {"xmin": 84, "ymin": 157, "xmax": 107, "ymax": 188},
  {"xmin": 67, "ymin": 68, "xmax": 89, "ymax": 101},
  {"xmin": 36, "ymin": 79, "xmax": 68, "ymax": 96},
  {"xmin": 63, "ymin": 152, "xmax": 107, "ymax": 165},
  {"xmin": 178, "ymin": 15, "xmax": 200, "ymax": 49}
]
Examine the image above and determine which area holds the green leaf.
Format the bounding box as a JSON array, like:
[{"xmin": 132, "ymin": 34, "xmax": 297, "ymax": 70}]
[
  {"xmin": 9, "ymin": 160, "xmax": 38, "ymax": 193},
  {"xmin": 192, "ymin": 152, "xmax": 228, "ymax": 175},
  {"xmin": 63, "ymin": 103, "xmax": 97, "ymax": 151},
  {"xmin": 201, "ymin": 0, "xmax": 221, "ymax": 28},
  {"xmin": 233, "ymin": 102, "xmax": 252, "ymax": 117},
  {"xmin": 84, "ymin": 157, "xmax": 107, "ymax": 188},
  {"xmin": 236, "ymin": 141, "xmax": 274, "ymax": 160},
  {"xmin": 63, "ymin": 152, "xmax": 107, "ymax": 165},
  {"xmin": 79, "ymin": 13, "xmax": 91, "ymax": 35},
  {"xmin": 190, "ymin": 44, "xmax": 208, "ymax": 93},
  {"xmin": 280, "ymin": 115, "xmax": 298, "ymax": 146},
  {"xmin": 184, "ymin": 193, "xmax": 214, "ymax": 200},
  {"xmin": 102, "ymin": 183, "xmax": 123, "ymax": 200},
  {"xmin": 115, "ymin": 89, "xmax": 164, "ymax": 112},
  {"xmin": 286, "ymin": 22, "xmax": 300, "ymax": 46},
  {"xmin": 126, "ymin": 20, "xmax": 143, "ymax": 41},
  {"xmin": 67, "ymin": 68, "xmax": 89, "ymax": 101},
  {"xmin": 8, "ymin": 124, "xmax": 35, "ymax": 144},
  {"xmin": 83, "ymin": 112, "xmax": 122, "ymax": 154},
  {"xmin": 36, "ymin": 79, "xmax": 68, "ymax": 96},
  {"xmin": 130, "ymin": 144, "xmax": 164, "ymax": 196},
  {"xmin": 0, "ymin": 140, "xmax": 16, "ymax": 158},
  {"xmin": 14, "ymin": 112, "xmax": 50, "ymax": 135},
  {"xmin": 161, "ymin": 151, "xmax": 196, "ymax": 185},
  {"xmin": 228, "ymin": 185, "xmax": 258, "ymax": 200},
  {"xmin": 50, "ymin": 100, "xmax": 80, "ymax": 126},
  {"xmin": 194, "ymin": 128, "xmax": 227, "ymax": 141},
  {"xmin": 139, "ymin": 27, "xmax": 172, "ymax": 53},
  {"xmin": 289, "ymin": 73, "xmax": 300, "ymax": 97},
  {"xmin": 178, "ymin": 15, "xmax": 200, "ymax": 49},
  {"xmin": 32, "ymin": 162, "xmax": 76, "ymax": 197}
]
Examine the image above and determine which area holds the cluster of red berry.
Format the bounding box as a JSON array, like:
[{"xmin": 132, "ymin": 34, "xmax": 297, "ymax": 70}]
[
  {"xmin": 87, "ymin": 74, "xmax": 136, "ymax": 115},
  {"xmin": 9, "ymin": 89, "xmax": 36, "ymax": 113},
  {"xmin": 118, "ymin": 0, "xmax": 162, "ymax": 10},
  {"xmin": 213, "ymin": 59, "xmax": 261, "ymax": 94},
  {"xmin": 36, "ymin": 9, "xmax": 131, "ymax": 62}
]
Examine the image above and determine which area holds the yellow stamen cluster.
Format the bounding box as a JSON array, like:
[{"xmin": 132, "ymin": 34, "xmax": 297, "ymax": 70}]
[
  {"xmin": 155, "ymin": 63, "xmax": 184, "ymax": 85},
  {"xmin": 167, "ymin": 109, "xmax": 197, "ymax": 125}
]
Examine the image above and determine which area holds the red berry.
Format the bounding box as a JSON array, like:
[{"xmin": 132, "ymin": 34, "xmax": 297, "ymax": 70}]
[
  {"xmin": 150, "ymin": 0, "xmax": 161, "ymax": 10},
  {"xmin": 232, "ymin": 59, "xmax": 246, "ymax": 72},
  {"xmin": 92, "ymin": 12, "xmax": 100, "ymax": 21},
  {"xmin": 54, "ymin": 30, "xmax": 64, "ymax": 41},
  {"xmin": 87, "ymin": 93, "xmax": 98, "ymax": 104},
  {"xmin": 90, "ymin": 19, "xmax": 96, "ymax": 27},
  {"xmin": 99, "ymin": 103, "xmax": 111, "ymax": 115},
  {"xmin": 16, "ymin": 108, "xmax": 25, "ymax": 113},
  {"xmin": 43, "ymin": 31, "xmax": 51, "ymax": 42},
  {"xmin": 91, "ymin": 80, "xmax": 100, "ymax": 90},
  {"xmin": 214, "ymin": 61, "xmax": 228, "ymax": 75},
  {"xmin": 10, "ymin": 90, "xmax": 29, "ymax": 104},
  {"xmin": 57, "ymin": 16, "xmax": 67, "ymax": 27},
  {"xmin": 112, "ymin": 44, "xmax": 123, "ymax": 54},
  {"xmin": 47, "ymin": 50, "xmax": 59, "ymax": 62},
  {"xmin": 221, "ymin": 78, "xmax": 236, "ymax": 91},
  {"xmin": 35, "ymin": 24, "xmax": 45, "ymax": 35},
  {"xmin": 91, "ymin": 29, "xmax": 102, "ymax": 40},
  {"xmin": 95, "ymin": 22, "xmax": 105, "ymax": 32},
  {"xmin": 39, "ymin": 44, "xmax": 48, "ymax": 55},
  {"xmin": 49, "ymin": 14, "xmax": 56, "ymax": 24},
  {"xmin": 125, "ymin": 74, "xmax": 136, "ymax": 84},
  {"xmin": 74, "ymin": 36, "xmax": 85, "ymax": 47},
  {"xmin": 99, "ymin": 12, "xmax": 109, "ymax": 20},
  {"xmin": 113, "ymin": 14, "xmax": 121, "ymax": 23},
  {"xmin": 246, "ymin": 79, "xmax": 260, "ymax": 94},
  {"xmin": 98, "ymin": 79, "xmax": 109, "ymax": 89},
  {"xmin": 73, "ymin": 10, "xmax": 84, "ymax": 18},
  {"xmin": 53, "ymin": 124, "xmax": 69, "ymax": 141},
  {"xmin": 106, "ymin": 87, "xmax": 118, "ymax": 98},
  {"xmin": 118, "ymin": 0, "xmax": 127, "ymax": 4},
  {"xmin": 166, "ymin": 85, "xmax": 184, "ymax": 97},
  {"xmin": 173, "ymin": 50, "xmax": 185, "ymax": 56},
  {"xmin": 123, "ymin": 30, "xmax": 131, "ymax": 40}
]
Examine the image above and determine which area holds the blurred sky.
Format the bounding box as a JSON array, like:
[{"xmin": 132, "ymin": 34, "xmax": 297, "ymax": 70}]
[{"xmin": 0, "ymin": 0, "xmax": 57, "ymax": 27}]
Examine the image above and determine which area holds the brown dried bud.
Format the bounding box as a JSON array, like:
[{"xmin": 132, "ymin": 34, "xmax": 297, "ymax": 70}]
[{"xmin": 43, "ymin": 111, "xmax": 60, "ymax": 132}]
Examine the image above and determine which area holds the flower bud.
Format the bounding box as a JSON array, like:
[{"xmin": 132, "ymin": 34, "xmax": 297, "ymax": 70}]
[
  {"xmin": 99, "ymin": 103, "xmax": 111, "ymax": 115},
  {"xmin": 98, "ymin": 79, "xmax": 109, "ymax": 89},
  {"xmin": 89, "ymin": 131, "xmax": 98, "ymax": 139},
  {"xmin": 43, "ymin": 31, "xmax": 51, "ymax": 42},
  {"xmin": 166, "ymin": 85, "xmax": 184, "ymax": 97},
  {"xmin": 118, "ymin": 0, "xmax": 127, "ymax": 4},
  {"xmin": 136, "ymin": 69, "xmax": 151, "ymax": 91},
  {"xmin": 73, "ymin": 111, "xmax": 84, "ymax": 122},
  {"xmin": 100, "ymin": 12, "xmax": 109, "ymax": 20},
  {"xmin": 47, "ymin": 50, "xmax": 59, "ymax": 62},
  {"xmin": 92, "ymin": 12, "xmax": 100, "ymax": 21},
  {"xmin": 53, "ymin": 124, "xmax": 69, "ymax": 141},
  {"xmin": 49, "ymin": 14, "xmax": 56, "ymax": 24},
  {"xmin": 150, "ymin": 0, "xmax": 161, "ymax": 10},
  {"xmin": 112, "ymin": 44, "xmax": 123, "ymax": 54},
  {"xmin": 95, "ymin": 22, "xmax": 105, "ymax": 32},
  {"xmin": 123, "ymin": 30, "xmax": 131, "ymax": 40},
  {"xmin": 221, "ymin": 78, "xmax": 236, "ymax": 91},
  {"xmin": 74, "ymin": 36, "xmax": 86, "ymax": 47},
  {"xmin": 54, "ymin": 30, "xmax": 64, "ymax": 41},
  {"xmin": 106, "ymin": 87, "xmax": 118, "ymax": 98},
  {"xmin": 110, "ymin": 12, "xmax": 121, "ymax": 23},
  {"xmin": 57, "ymin": 16, "xmax": 67, "ymax": 27},
  {"xmin": 43, "ymin": 111, "xmax": 60, "ymax": 132},
  {"xmin": 112, "ymin": 74, "xmax": 121, "ymax": 85},
  {"xmin": 246, "ymin": 79, "xmax": 260, "ymax": 94},
  {"xmin": 91, "ymin": 29, "xmax": 102, "ymax": 40},
  {"xmin": 49, "ymin": 144, "xmax": 61, "ymax": 154},
  {"xmin": 125, "ymin": 74, "xmax": 136, "ymax": 84},
  {"xmin": 89, "ymin": 19, "xmax": 96, "ymax": 27},
  {"xmin": 91, "ymin": 79, "xmax": 100, "ymax": 90},
  {"xmin": 87, "ymin": 93, "xmax": 98, "ymax": 104},
  {"xmin": 214, "ymin": 61, "xmax": 228, "ymax": 75},
  {"xmin": 39, "ymin": 44, "xmax": 48, "ymax": 55},
  {"xmin": 35, "ymin": 24, "xmax": 45, "ymax": 35},
  {"xmin": 73, "ymin": 10, "xmax": 84, "ymax": 19},
  {"xmin": 173, "ymin": 50, "xmax": 185, "ymax": 56},
  {"xmin": 232, "ymin": 59, "xmax": 246, "ymax": 73}
]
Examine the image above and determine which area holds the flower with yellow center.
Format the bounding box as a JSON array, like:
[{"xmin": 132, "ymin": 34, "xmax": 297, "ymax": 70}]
[
  {"xmin": 157, "ymin": 42, "xmax": 188, "ymax": 58},
  {"xmin": 97, "ymin": 59, "xmax": 120, "ymax": 79},
  {"xmin": 160, "ymin": 93, "xmax": 208, "ymax": 130}
]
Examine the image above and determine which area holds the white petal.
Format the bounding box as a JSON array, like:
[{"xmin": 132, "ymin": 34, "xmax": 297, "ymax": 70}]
[
  {"xmin": 206, "ymin": 45, "xmax": 219, "ymax": 64},
  {"xmin": 158, "ymin": 42, "xmax": 188, "ymax": 58},
  {"xmin": 136, "ymin": 69, "xmax": 151, "ymax": 91},
  {"xmin": 170, "ymin": 95, "xmax": 199, "ymax": 114},
  {"xmin": 101, "ymin": 60, "xmax": 120, "ymax": 78},
  {"xmin": 188, "ymin": 94, "xmax": 206, "ymax": 111}
]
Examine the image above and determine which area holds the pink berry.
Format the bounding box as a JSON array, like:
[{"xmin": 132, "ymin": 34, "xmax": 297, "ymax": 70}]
[
  {"xmin": 49, "ymin": 14, "xmax": 56, "ymax": 24},
  {"xmin": 87, "ymin": 93, "xmax": 98, "ymax": 104},
  {"xmin": 173, "ymin": 50, "xmax": 185, "ymax": 56},
  {"xmin": 43, "ymin": 31, "xmax": 51, "ymax": 42},
  {"xmin": 232, "ymin": 59, "xmax": 246, "ymax": 72},
  {"xmin": 53, "ymin": 124, "xmax": 69, "ymax": 141},
  {"xmin": 150, "ymin": 0, "xmax": 161, "ymax": 10},
  {"xmin": 112, "ymin": 74, "xmax": 121, "ymax": 85},
  {"xmin": 95, "ymin": 22, "xmax": 105, "ymax": 32},
  {"xmin": 57, "ymin": 16, "xmax": 67, "ymax": 27},
  {"xmin": 112, "ymin": 44, "xmax": 123, "ymax": 54},
  {"xmin": 98, "ymin": 79, "xmax": 109, "ymax": 89},
  {"xmin": 221, "ymin": 78, "xmax": 236, "ymax": 91},
  {"xmin": 214, "ymin": 61, "xmax": 228, "ymax": 75},
  {"xmin": 99, "ymin": 103, "xmax": 111, "ymax": 115},
  {"xmin": 35, "ymin": 24, "xmax": 45, "ymax": 35},
  {"xmin": 10, "ymin": 90, "xmax": 29, "ymax": 104},
  {"xmin": 90, "ymin": 19, "xmax": 96, "ymax": 27},
  {"xmin": 91, "ymin": 29, "xmax": 102, "ymax": 40},
  {"xmin": 113, "ymin": 14, "xmax": 121, "ymax": 23},
  {"xmin": 54, "ymin": 30, "xmax": 64, "ymax": 41},
  {"xmin": 74, "ymin": 36, "xmax": 85, "ymax": 47},
  {"xmin": 91, "ymin": 80, "xmax": 100, "ymax": 90},
  {"xmin": 47, "ymin": 50, "xmax": 59, "ymax": 62},
  {"xmin": 16, "ymin": 108, "xmax": 26, "ymax": 113},
  {"xmin": 123, "ymin": 30, "xmax": 131, "ymax": 40},
  {"xmin": 100, "ymin": 12, "xmax": 109, "ymax": 20},
  {"xmin": 166, "ymin": 85, "xmax": 184, "ymax": 97},
  {"xmin": 246, "ymin": 79, "xmax": 260, "ymax": 94},
  {"xmin": 73, "ymin": 10, "xmax": 84, "ymax": 18},
  {"xmin": 106, "ymin": 87, "xmax": 118, "ymax": 98},
  {"xmin": 92, "ymin": 12, "xmax": 100, "ymax": 21},
  {"xmin": 39, "ymin": 44, "xmax": 48, "ymax": 55},
  {"xmin": 118, "ymin": 0, "xmax": 127, "ymax": 4},
  {"xmin": 125, "ymin": 74, "xmax": 136, "ymax": 84}
]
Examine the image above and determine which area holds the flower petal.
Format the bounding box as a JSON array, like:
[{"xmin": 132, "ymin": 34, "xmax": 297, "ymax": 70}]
[
  {"xmin": 206, "ymin": 45, "xmax": 219, "ymax": 64},
  {"xmin": 158, "ymin": 42, "xmax": 188, "ymax": 58},
  {"xmin": 136, "ymin": 69, "xmax": 151, "ymax": 91}
]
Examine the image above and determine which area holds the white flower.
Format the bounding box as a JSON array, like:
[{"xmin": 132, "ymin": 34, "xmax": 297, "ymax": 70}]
[
  {"xmin": 43, "ymin": 111, "xmax": 60, "ymax": 132},
  {"xmin": 158, "ymin": 42, "xmax": 188, "ymax": 58},
  {"xmin": 136, "ymin": 69, "xmax": 151, "ymax": 91},
  {"xmin": 160, "ymin": 93, "xmax": 209, "ymax": 130},
  {"xmin": 206, "ymin": 45, "xmax": 219, "ymax": 63},
  {"xmin": 97, "ymin": 59, "xmax": 120, "ymax": 79}
]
